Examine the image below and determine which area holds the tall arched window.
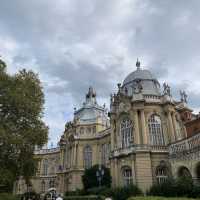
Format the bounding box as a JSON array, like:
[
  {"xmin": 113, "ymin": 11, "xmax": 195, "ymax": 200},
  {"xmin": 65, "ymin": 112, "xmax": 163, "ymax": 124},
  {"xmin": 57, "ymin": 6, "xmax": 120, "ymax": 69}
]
[
  {"xmin": 122, "ymin": 166, "xmax": 132, "ymax": 186},
  {"xmin": 120, "ymin": 118, "xmax": 133, "ymax": 148},
  {"xmin": 156, "ymin": 166, "xmax": 168, "ymax": 184},
  {"xmin": 43, "ymin": 159, "xmax": 48, "ymax": 176},
  {"xmin": 148, "ymin": 115, "xmax": 164, "ymax": 145},
  {"xmin": 83, "ymin": 145, "xmax": 92, "ymax": 169}
]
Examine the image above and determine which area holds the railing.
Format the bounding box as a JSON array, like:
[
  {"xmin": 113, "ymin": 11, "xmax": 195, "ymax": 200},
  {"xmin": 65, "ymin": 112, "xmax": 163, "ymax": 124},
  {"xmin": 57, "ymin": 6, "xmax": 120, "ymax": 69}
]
[
  {"xmin": 111, "ymin": 144, "xmax": 168, "ymax": 157},
  {"xmin": 169, "ymin": 132, "xmax": 200, "ymax": 160},
  {"xmin": 34, "ymin": 147, "xmax": 60, "ymax": 155}
]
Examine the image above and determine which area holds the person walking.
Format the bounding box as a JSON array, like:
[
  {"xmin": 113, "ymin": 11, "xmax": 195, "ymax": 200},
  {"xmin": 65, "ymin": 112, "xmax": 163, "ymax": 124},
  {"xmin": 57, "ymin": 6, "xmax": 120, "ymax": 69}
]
[{"xmin": 56, "ymin": 194, "xmax": 63, "ymax": 200}]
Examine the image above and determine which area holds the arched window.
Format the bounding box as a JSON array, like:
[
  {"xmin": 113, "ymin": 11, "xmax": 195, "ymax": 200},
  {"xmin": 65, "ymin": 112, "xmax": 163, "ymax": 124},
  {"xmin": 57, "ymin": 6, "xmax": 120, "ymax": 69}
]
[
  {"xmin": 156, "ymin": 166, "xmax": 168, "ymax": 184},
  {"xmin": 148, "ymin": 115, "xmax": 164, "ymax": 145},
  {"xmin": 122, "ymin": 167, "xmax": 132, "ymax": 186},
  {"xmin": 43, "ymin": 159, "xmax": 48, "ymax": 176},
  {"xmin": 83, "ymin": 145, "xmax": 92, "ymax": 169},
  {"xmin": 120, "ymin": 118, "xmax": 133, "ymax": 148},
  {"xmin": 196, "ymin": 162, "xmax": 200, "ymax": 183},
  {"xmin": 178, "ymin": 166, "xmax": 192, "ymax": 178}
]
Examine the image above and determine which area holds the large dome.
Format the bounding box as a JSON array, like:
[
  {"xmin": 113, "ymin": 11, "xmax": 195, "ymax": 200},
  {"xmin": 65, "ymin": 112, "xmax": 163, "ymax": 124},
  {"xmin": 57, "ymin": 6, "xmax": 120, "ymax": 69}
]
[
  {"xmin": 122, "ymin": 60, "xmax": 161, "ymax": 96},
  {"xmin": 123, "ymin": 69, "xmax": 155, "ymax": 85}
]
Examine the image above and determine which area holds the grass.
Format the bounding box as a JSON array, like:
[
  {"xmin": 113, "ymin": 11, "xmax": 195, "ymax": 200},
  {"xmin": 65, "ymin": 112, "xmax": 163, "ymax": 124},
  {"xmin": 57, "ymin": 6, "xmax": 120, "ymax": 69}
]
[{"xmin": 127, "ymin": 197, "xmax": 200, "ymax": 200}]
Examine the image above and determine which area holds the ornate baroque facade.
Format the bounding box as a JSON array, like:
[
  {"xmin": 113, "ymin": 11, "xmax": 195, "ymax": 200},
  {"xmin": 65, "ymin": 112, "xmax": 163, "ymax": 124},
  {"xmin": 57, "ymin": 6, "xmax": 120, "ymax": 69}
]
[{"xmin": 14, "ymin": 60, "xmax": 200, "ymax": 194}]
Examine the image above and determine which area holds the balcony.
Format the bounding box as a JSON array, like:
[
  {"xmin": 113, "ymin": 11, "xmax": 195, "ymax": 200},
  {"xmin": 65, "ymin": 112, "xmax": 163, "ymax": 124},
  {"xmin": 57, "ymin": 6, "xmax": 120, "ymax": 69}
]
[
  {"xmin": 111, "ymin": 144, "xmax": 168, "ymax": 158},
  {"xmin": 169, "ymin": 132, "xmax": 200, "ymax": 160}
]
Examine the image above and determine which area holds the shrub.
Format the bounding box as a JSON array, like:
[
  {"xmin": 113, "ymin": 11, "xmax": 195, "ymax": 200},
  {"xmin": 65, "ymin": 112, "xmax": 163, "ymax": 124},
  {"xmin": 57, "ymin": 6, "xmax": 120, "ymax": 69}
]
[
  {"xmin": 147, "ymin": 177, "xmax": 194, "ymax": 197},
  {"xmin": 175, "ymin": 176, "xmax": 193, "ymax": 197},
  {"xmin": 63, "ymin": 195, "xmax": 105, "ymax": 200},
  {"xmin": 65, "ymin": 189, "xmax": 87, "ymax": 196},
  {"xmin": 101, "ymin": 185, "xmax": 143, "ymax": 200},
  {"xmin": 0, "ymin": 193, "xmax": 20, "ymax": 200},
  {"xmin": 147, "ymin": 178, "xmax": 177, "ymax": 197},
  {"xmin": 82, "ymin": 165, "xmax": 112, "ymax": 190},
  {"xmin": 188, "ymin": 184, "xmax": 200, "ymax": 198}
]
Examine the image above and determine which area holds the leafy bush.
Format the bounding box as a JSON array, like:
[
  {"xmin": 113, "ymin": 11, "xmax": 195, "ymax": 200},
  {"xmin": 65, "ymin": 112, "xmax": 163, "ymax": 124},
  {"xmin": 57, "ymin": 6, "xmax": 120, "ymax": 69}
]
[
  {"xmin": 147, "ymin": 178, "xmax": 177, "ymax": 197},
  {"xmin": 147, "ymin": 177, "xmax": 194, "ymax": 197},
  {"xmin": 188, "ymin": 184, "xmax": 200, "ymax": 198},
  {"xmin": 65, "ymin": 189, "xmax": 87, "ymax": 196},
  {"xmin": 88, "ymin": 185, "xmax": 142, "ymax": 200},
  {"xmin": 82, "ymin": 165, "xmax": 111, "ymax": 190},
  {"xmin": 128, "ymin": 197, "xmax": 197, "ymax": 200},
  {"xmin": 175, "ymin": 176, "xmax": 193, "ymax": 197},
  {"xmin": 0, "ymin": 193, "xmax": 20, "ymax": 200},
  {"xmin": 63, "ymin": 195, "xmax": 105, "ymax": 200}
]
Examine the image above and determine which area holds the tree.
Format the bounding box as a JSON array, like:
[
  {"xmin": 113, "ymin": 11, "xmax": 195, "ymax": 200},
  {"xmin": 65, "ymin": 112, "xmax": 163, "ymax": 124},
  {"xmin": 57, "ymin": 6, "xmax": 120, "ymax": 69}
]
[
  {"xmin": 82, "ymin": 165, "xmax": 111, "ymax": 190},
  {"xmin": 0, "ymin": 59, "xmax": 48, "ymax": 192}
]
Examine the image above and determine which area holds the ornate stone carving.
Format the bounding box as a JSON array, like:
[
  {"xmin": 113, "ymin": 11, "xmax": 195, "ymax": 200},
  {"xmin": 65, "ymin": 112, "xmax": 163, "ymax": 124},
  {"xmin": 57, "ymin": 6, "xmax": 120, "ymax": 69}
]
[
  {"xmin": 180, "ymin": 90, "xmax": 188, "ymax": 103},
  {"xmin": 163, "ymin": 82, "xmax": 171, "ymax": 96}
]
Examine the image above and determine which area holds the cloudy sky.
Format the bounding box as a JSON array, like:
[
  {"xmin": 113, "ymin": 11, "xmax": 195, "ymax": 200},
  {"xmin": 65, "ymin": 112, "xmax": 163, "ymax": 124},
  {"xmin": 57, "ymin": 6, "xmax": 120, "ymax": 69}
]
[{"xmin": 1, "ymin": 0, "xmax": 200, "ymax": 146}]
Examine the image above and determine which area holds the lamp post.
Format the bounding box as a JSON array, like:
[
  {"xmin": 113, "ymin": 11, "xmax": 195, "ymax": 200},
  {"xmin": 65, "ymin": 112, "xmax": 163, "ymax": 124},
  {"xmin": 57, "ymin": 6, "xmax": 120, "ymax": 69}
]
[{"xmin": 96, "ymin": 165, "xmax": 104, "ymax": 187}]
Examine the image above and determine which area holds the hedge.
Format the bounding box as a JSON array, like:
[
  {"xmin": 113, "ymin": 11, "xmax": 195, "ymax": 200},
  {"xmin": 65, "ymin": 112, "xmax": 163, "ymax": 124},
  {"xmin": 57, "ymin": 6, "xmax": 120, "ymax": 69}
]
[
  {"xmin": 64, "ymin": 195, "xmax": 105, "ymax": 200},
  {"xmin": 0, "ymin": 193, "xmax": 20, "ymax": 200},
  {"xmin": 128, "ymin": 197, "xmax": 198, "ymax": 200}
]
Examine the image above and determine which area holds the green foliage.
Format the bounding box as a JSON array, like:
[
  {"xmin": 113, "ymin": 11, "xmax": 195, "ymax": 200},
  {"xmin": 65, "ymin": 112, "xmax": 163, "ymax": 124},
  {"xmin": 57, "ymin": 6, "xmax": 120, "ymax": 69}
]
[
  {"xmin": 147, "ymin": 178, "xmax": 177, "ymax": 197},
  {"xmin": 103, "ymin": 185, "xmax": 143, "ymax": 200},
  {"xmin": 64, "ymin": 195, "xmax": 105, "ymax": 200},
  {"xmin": 175, "ymin": 176, "xmax": 193, "ymax": 197},
  {"xmin": 0, "ymin": 193, "xmax": 20, "ymax": 200},
  {"xmin": 147, "ymin": 177, "xmax": 194, "ymax": 198},
  {"xmin": 82, "ymin": 165, "xmax": 111, "ymax": 190},
  {"xmin": 188, "ymin": 184, "xmax": 200, "ymax": 198},
  {"xmin": 86, "ymin": 185, "xmax": 142, "ymax": 200},
  {"xmin": 128, "ymin": 197, "xmax": 197, "ymax": 200},
  {"xmin": 0, "ymin": 59, "xmax": 48, "ymax": 191},
  {"xmin": 65, "ymin": 189, "xmax": 87, "ymax": 196}
]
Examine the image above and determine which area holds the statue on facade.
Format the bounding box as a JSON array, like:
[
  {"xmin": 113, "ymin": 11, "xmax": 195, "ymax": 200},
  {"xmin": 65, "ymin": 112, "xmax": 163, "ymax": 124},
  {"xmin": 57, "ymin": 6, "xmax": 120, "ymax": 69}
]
[
  {"xmin": 180, "ymin": 90, "xmax": 188, "ymax": 103},
  {"xmin": 163, "ymin": 82, "xmax": 171, "ymax": 96},
  {"xmin": 133, "ymin": 79, "xmax": 143, "ymax": 94}
]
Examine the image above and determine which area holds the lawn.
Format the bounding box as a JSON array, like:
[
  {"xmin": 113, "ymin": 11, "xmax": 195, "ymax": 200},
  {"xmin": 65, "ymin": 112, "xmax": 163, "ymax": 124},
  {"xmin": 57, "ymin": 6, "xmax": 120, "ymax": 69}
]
[{"xmin": 128, "ymin": 197, "xmax": 200, "ymax": 200}]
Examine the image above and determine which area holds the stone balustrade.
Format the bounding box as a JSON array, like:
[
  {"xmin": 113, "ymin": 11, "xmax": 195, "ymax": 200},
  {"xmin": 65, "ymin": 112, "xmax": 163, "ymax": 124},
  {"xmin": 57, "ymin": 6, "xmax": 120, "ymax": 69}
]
[
  {"xmin": 169, "ymin": 132, "xmax": 200, "ymax": 160},
  {"xmin": 34, "ymin": 147, "xmax": 60, "ymax": 155},
  {"xmin": 111, "ymin": 144, "xmax": 168, "ymax": 157}
]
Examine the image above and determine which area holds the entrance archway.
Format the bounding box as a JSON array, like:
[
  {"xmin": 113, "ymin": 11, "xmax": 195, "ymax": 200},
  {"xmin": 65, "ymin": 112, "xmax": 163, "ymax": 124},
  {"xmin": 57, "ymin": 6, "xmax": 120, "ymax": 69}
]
[
  {"xmin": 177, "ymin": 166, "xmax": 192, "ymax": 178},
  {"xmin": 195, "ymin": 162, "xmax": 200, "ymax": 184}
]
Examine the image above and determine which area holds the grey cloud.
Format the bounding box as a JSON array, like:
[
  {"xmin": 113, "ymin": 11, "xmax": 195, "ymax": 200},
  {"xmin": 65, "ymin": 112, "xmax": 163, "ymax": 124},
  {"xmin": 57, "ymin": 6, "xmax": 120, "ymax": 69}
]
[{"xmin": 0, "ymin": 0, "xmax": 200, "ymax": 143}]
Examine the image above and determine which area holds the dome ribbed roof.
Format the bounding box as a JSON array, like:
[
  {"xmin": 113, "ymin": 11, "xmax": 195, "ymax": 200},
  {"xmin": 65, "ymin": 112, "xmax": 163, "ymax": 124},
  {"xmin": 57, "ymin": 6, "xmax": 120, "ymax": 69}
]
[
  {"xmin": 123, "ymin": 69, "xmax": 155, "ymax": 85},
  {"xmin": 122, "ymin": 60, "xmax": 161, "ymax": 96}
]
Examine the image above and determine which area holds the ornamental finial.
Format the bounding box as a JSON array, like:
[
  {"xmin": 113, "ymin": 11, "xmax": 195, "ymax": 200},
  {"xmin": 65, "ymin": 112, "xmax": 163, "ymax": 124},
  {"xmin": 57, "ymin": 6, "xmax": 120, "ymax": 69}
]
[{"xmin": 136, "ymin": 58, "xmax": 141, "ymax": 70}]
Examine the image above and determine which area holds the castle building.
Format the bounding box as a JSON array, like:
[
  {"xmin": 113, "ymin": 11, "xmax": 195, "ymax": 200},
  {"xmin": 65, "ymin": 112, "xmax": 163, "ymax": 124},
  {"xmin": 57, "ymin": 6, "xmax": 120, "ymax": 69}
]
[{"xmin": 14, "ymin": 60, "xmax": 200, "ymax": 194}]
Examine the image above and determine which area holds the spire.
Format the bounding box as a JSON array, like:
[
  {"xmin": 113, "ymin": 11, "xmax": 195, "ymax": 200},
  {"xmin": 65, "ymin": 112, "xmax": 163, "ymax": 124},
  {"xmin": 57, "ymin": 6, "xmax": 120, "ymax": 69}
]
[{"xmin": 136, "ymin": 58, "xmax": 141, "ymax": 70}]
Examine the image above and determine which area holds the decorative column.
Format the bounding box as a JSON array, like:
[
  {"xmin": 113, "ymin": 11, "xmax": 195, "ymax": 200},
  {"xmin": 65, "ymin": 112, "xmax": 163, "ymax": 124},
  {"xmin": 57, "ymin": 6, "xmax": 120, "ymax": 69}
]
[
  {"xmin": 141, "ymin": 109, "xmax": 148, "ymax": 144},
  {"xmin": 133, "ymin": 110, "xmax": 140, "ymax": 144},
  {"xmin": 167, "ymin": 111, "xmax": 175, "ymax": 142},
  {"xmin": 171, "ymin": 112, "xmax": 178, "ymax": 140},
  {"xmin": 111, "ymin": 122, "xmax": 115, "ymax": 150},
  {"xmin": 131, "ymin": 155, "xmax": 136, "ymax": 184},
  {"xmin": 114, "ymin": 158, "xmax": 119, "ymax": 187}
]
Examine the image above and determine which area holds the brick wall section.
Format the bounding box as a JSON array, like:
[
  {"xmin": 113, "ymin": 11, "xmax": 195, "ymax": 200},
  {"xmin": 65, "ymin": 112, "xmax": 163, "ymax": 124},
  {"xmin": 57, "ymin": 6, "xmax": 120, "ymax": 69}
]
[{"xmin": 185, "ymin": 117, "xmax": 200, "ymax": 137}]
